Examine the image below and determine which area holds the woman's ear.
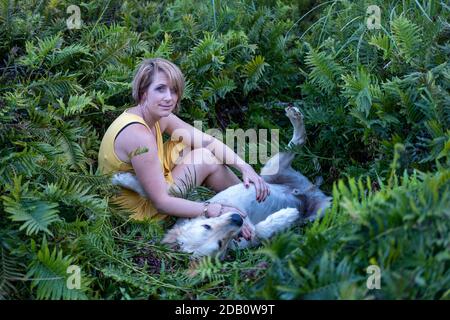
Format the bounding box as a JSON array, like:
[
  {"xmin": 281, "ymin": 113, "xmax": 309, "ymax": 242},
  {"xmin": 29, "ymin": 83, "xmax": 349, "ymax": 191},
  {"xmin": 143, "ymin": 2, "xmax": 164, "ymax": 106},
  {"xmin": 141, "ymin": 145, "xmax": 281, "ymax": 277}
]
[{"xmin": 141, "ymin": 91, "xmax": 148, "ymax": 102}]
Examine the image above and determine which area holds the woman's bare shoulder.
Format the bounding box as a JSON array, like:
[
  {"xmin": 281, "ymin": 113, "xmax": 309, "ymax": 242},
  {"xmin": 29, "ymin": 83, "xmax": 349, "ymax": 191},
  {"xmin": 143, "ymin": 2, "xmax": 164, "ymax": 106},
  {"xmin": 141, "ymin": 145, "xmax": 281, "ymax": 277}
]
[{"xmin": 114, "ymin": 123, "xmax": 157, "ymax": 162}]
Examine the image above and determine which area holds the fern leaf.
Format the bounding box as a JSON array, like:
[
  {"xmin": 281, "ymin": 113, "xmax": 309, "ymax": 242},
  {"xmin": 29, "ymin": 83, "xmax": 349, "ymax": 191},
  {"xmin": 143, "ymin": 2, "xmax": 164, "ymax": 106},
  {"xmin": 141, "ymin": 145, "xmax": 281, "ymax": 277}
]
[
  {"xmin": 305, "ymin": 45, "xmax": 343, "ymax": 94},
  {"xmin": 0, "ymin": 247, "xmax": 25, "ymax": 299},
  {"xmin": 27, "ymin": 239, "xmax": 90, "ymax": 299},
  {"xmin": 203, "ymin": 75, "xmax": 236, "ymax": 103},
  {"xmin": 368, "ymin": 34, "xmax": 392, "ymax": 59},
  {"xmin": 144, "ymin": 32, "xmax": 174, "ymax": 59},
  {"xmin": 342, "ymin": 67, "xmax": 380, "ymax": 117},
  {"xmin": 242, "ymin": 55, "xmax": 269, "ymax": 95},
  {"xmin": 57, "ymin": 94, "xmax": 96, "ymax": 117},
  {"xmin": 188, "ymin": 32, "xmax": 224, "ymax": 74},
  {"xmin": 9, "ymin": 200, "xmax": 60, "ymax": 236},
  {"xmin": 391, "ymin": 16, "xmax": 422, "ymax": 64}
]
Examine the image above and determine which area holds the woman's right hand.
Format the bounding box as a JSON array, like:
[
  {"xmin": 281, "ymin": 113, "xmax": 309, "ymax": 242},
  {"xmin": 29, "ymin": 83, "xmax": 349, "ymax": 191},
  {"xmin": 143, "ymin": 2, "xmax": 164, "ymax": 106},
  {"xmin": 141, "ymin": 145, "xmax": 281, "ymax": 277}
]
[
  {"xmin": 206, "ymin": 203, "xmax": 246, "ymax": 218},
  {"xmin": 205, "ymin": 204, "xmax": 254, "ymax": 240}
]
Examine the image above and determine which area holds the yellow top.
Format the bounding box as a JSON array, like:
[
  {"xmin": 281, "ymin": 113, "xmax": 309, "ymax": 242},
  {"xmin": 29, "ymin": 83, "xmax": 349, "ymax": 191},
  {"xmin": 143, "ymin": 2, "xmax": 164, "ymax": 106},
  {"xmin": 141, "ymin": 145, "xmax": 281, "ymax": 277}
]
[{"xmin": 98, "ymin": 109, "xmax": 184, "ymax": 221}]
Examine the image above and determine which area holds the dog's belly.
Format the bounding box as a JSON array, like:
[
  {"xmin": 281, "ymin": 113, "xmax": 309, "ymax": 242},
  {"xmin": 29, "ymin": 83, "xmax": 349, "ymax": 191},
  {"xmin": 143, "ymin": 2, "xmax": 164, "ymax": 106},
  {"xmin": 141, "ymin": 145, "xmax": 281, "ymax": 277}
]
[{"xmin": 208, "ymin": 184, "xmax": 301, "ymax": 224}]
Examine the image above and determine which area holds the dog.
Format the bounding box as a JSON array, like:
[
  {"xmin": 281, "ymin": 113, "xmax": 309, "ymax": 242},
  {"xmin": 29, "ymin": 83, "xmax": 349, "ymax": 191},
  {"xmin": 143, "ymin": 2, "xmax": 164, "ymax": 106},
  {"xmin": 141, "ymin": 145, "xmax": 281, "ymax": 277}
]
[{"xmin": 112, "ymin": 106, "xmax": 331, "ymax": 258}]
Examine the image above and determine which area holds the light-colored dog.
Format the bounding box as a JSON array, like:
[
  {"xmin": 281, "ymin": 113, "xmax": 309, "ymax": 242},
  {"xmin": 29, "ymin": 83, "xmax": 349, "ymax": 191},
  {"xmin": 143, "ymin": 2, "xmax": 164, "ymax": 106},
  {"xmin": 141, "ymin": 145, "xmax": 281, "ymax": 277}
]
[{"xmin": 112, "ymin": 106, "xmax": 331, "ymax": 258}]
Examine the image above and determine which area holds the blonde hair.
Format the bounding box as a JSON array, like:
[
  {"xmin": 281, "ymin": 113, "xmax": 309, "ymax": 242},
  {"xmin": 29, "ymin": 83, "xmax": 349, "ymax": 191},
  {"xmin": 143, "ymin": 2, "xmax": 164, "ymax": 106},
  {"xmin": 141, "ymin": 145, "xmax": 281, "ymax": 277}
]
[{"xmin": 132, "ymin": 58, "xmax": 185, "ymax": 113}]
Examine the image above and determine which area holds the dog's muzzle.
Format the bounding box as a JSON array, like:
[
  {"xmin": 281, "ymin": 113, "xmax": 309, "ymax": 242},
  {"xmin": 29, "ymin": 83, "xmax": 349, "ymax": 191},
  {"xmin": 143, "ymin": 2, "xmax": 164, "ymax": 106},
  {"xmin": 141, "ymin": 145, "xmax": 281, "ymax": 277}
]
[{"xmin": 230, "ymin": 213, "xmax": 243, "ymax": 226}]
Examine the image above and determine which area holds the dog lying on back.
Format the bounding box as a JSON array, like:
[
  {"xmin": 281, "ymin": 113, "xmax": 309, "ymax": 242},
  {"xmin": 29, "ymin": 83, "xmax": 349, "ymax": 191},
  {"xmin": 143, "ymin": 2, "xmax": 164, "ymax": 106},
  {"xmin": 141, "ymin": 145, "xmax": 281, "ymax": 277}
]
[{"xmin": 112, "ymin": 106, "xmax": 331, "ymax": 258}]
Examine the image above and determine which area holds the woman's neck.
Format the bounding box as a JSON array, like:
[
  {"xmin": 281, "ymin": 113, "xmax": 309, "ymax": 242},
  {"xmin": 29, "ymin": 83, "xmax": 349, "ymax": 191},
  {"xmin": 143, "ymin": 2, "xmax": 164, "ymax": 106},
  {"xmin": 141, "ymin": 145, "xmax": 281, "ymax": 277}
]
[{"xmin": 130, "ymin": 104, "xmax": 159, "ymax": 128}]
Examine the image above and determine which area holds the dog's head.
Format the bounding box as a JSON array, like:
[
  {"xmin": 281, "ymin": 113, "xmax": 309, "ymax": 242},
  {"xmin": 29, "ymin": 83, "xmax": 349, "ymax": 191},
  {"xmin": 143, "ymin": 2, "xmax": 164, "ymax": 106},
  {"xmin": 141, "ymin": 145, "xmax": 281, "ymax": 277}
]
[{"xmin": 162, "ymin": 212, "xmax": 244, "ymax": 257}]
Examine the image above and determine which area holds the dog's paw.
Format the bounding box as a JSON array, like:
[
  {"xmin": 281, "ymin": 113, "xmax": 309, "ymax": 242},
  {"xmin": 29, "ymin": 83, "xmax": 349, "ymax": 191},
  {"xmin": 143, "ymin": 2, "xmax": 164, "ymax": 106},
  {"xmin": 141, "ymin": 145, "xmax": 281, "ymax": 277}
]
[
  {"xmin": 111, "ymin": 172, "xmax": 134, "ymax": 186},
  {"xmin": 285, "ymin": 106, "xmax": 304, "ymax": 123},
  {"xmin": 111, "ymin": 172, "xmax": 147, "ymax": 197}
]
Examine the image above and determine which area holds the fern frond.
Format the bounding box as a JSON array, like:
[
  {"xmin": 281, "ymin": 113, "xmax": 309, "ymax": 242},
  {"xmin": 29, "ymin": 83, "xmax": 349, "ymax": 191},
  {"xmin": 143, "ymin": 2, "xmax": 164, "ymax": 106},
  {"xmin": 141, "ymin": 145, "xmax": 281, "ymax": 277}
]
[
  {"xmin": 49, "ymin": 43, "xmax": 92, "ymax": 68},
  {"xmin": 57, "ymin": 94, "xmax": 96, "ymax": 117},
  {"xmin": 0, "ymin": 149, "xmax": 39, "ymax": 185},
  {"xmin": 305, "ymin": 45, "xmax": 343, "ymax": 94},
  {"xmin": 391, "ymin": 16, "xmax": 423, "ymax": 64},
  {"xmin": 54, "ymin": 123, "xmax": 87, "ymax": 169},
  {"xmin": 242, "ymin": 55, "xmax": 269, "ymax": 95},
  {"xmin": 0, "ymin": 247, "xmax": 25, "ymax": 299},
  {"xmin": 43, "ymin": 179, "xmax": 108, "ymax": 216},
  {"xmin": 19, "ymin": 34, "xmax": 62, "ymax": 68},
  {"xmin": 144, "ymin": 32, "xmax": 174, "ymax": 59},
  {"xmin": 342, "ymin": 67, "xmax": 381, "ymax": 117},
  {"xmin": 188, "ymin": 32, "xmax": 225, "ymax": 74},
  {"xmin": 28, "ymin": 71, "xmax": 82, "ymax": 98},
  {"xmin": 368, "ymin": 34, "xmax": 392, "ymax": 60},
  {"xmin": 204, "ymin": 75, "xmax": 236, "ymax": 102},
  {"xmin": 27, "ymin": 239, "xmax": 90, "ymax": 299},
  {"xmin": 2, "ymin": 177, "xmax": 61, "ymax": 236}
]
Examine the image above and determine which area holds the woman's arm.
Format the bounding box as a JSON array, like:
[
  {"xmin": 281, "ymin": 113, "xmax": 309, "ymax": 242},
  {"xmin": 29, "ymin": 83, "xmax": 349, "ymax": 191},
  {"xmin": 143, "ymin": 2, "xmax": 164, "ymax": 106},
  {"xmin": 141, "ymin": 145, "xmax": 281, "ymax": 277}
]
[
  {"xmin": 117, "ymin": 124, "xmax": 226, "ymax": 218},
  {"xmin": 164, "ymin": 114, "xmax": 270, "ymax": 202}
]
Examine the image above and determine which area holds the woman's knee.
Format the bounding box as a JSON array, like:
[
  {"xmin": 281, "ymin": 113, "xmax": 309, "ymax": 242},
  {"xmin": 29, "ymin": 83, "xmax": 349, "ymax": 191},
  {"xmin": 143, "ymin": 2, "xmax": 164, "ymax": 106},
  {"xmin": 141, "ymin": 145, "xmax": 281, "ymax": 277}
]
[{"xmin": 185, "ymin": 147, "xmax": 221, "ymax": 166}]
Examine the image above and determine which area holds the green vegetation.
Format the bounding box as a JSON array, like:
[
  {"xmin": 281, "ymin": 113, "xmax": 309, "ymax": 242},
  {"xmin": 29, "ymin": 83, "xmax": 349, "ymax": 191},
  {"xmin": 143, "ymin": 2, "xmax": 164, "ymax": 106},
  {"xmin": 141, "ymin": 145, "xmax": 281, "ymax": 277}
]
[{"xmin": 0, "ymin": 0, "xmax": 449, "ymax": 299}]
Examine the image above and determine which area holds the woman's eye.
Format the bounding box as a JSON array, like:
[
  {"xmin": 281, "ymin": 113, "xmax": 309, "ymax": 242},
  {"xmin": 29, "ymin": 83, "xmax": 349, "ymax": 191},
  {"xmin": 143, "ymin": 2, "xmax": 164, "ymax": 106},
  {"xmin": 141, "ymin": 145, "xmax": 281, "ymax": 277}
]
[{"xmin": 202, "ymin": 224, "xmax": 211, "ymax": 230}]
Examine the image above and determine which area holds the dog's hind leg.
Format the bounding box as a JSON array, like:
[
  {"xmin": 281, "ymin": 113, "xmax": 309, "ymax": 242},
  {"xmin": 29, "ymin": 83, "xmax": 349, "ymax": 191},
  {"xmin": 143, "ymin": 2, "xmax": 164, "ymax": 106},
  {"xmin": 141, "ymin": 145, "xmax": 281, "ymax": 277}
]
[
  {"xmin": 285, "ymin": 106, "xmax": 306, "ymax": 148},
  {"xmin": 260, "ymin": 106, "xmax": 306, "ymax": 177}
]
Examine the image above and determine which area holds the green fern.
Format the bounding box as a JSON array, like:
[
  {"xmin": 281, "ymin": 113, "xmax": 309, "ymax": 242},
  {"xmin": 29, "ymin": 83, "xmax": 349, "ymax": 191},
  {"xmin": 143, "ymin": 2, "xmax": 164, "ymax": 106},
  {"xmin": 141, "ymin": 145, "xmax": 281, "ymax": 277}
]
[
  {"xmin": 0, "ymin": 247, "xmax": 25, "ymax": 299},
  {"xmin": 242, "ymin": 55, "xmax": 269, "ymax": 95},
  {"xmin": 19, "ymin": 34, "xmax": 62, "ymax": 68},
  {"xmin": 368, "ymin": 34, "xmax": 392, "ymax": 60},
  {"xmin": 2, "ymin": 176, "xmax": 61, "ymax": 236},
  {"xmin": 342, "ymin": 67, "xmax": 380, "ymax": 117},
  {"xmin": 203, "ymin": 75, "xmax": 236, "ymax": 103},
  {"xmin": 27, "ymin": 239, "xmax": 90, "ymax": 299},
  {"xmin": 305, "ymin": 45, "xmax": 343, "ymax": 94},
  {"xmin": 391, "ymin": 16, "xmax": 423, "ymax": 64},
  {"xmin": 187, "ymin": 32, "xmax": 225, "ymax": 74},
  {"xmin": 57, "ymin": 94, "xmax": 96, "ymax": 117},
  {"xmin": 144, "ymin": 32, "xmax": 174, "ymax": 59}
]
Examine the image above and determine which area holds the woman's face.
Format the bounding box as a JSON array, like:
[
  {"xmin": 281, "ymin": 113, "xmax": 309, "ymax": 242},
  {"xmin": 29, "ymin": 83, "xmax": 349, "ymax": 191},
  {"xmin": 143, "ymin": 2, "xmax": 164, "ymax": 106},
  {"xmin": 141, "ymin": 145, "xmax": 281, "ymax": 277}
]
[{"xmin": 142, "ymin": 71, "xmax": 178, "ymax": 118}]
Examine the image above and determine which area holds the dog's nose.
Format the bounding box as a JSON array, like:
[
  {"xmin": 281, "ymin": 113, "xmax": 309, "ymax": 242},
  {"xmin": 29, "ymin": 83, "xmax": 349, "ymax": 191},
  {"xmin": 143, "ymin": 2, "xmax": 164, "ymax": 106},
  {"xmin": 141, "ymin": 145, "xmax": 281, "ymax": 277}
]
[{"xmin": 230, "ymin": 213, "xmax": 243, "ymax": 226}]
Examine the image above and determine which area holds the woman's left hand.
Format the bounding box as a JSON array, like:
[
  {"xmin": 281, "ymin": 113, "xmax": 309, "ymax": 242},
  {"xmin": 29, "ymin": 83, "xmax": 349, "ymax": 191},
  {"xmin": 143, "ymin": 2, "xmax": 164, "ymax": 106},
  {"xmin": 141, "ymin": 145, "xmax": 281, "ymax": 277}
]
[{"xmin": 240, "ymin": 164, "xmax": 270, "ymax": 202}]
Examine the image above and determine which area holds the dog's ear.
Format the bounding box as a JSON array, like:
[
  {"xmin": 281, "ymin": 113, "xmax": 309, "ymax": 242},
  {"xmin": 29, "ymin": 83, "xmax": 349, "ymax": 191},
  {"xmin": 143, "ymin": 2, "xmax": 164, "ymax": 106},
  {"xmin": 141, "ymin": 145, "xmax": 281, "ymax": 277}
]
[
  {"xmin": 161, "ymin": 227, "xmax": 181, "ymax": 249},
  {"xmin": 307, "ymin": 196, "xmax": 332, "ymax": 221}
]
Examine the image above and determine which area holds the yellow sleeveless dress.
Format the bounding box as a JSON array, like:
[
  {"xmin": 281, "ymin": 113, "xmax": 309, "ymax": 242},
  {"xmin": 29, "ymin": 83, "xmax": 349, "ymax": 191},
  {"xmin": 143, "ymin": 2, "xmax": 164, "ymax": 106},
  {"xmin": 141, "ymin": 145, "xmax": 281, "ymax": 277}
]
[{"xmin": 98, "ymin": 109, "xmax": 184, "ymax": 221}]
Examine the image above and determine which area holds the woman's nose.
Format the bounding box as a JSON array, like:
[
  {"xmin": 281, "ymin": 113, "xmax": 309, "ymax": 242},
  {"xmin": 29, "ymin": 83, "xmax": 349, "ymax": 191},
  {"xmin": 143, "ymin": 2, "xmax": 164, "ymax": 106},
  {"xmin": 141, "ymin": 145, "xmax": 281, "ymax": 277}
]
[{"xmin": 163, "ymin": 89, "xmax": 173, "ymax": 101}]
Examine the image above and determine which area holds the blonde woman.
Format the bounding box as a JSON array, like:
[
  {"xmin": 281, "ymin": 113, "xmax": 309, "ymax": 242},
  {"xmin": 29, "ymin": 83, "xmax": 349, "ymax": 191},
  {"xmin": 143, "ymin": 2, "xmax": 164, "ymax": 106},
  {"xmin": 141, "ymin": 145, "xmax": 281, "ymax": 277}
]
[{"xmin": 98, "ymin": 58, "xmax": 269, "ymax": 240}]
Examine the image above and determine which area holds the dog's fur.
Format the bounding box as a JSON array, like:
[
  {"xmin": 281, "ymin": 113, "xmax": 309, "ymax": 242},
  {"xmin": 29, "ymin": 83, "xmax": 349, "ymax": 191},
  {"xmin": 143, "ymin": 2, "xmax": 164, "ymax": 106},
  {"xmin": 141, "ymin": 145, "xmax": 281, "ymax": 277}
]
[{"xmin": 112, "ymin": 107, "xmax": 331, "ymax": 258}]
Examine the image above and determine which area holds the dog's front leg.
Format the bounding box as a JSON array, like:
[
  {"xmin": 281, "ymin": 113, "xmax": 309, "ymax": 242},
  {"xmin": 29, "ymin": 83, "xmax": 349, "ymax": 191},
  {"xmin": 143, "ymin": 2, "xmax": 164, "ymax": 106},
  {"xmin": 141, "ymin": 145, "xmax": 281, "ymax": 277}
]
[
  {"xmin": 231, "ymin": 208, "xmax": 300, "ymax": 250},
  {"xmin": 255, "ymin": 207, "xmax": 300, "ymax": 239}
]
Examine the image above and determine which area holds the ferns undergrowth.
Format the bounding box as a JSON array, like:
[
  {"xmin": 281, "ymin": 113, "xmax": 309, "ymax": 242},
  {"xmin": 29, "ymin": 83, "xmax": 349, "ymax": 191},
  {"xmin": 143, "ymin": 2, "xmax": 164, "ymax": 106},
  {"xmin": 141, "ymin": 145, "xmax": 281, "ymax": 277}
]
[{"xmin": 0, "ymin": 0, "xmax": 449, "ymax": 299}]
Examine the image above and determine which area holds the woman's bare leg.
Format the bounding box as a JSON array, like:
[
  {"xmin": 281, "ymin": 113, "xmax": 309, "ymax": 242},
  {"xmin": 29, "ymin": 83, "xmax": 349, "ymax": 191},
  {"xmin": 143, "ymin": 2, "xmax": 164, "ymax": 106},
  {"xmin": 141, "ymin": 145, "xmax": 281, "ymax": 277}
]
[{"xmin": 170, "ymin": 148, "xmax": 241, "ymax": 193}]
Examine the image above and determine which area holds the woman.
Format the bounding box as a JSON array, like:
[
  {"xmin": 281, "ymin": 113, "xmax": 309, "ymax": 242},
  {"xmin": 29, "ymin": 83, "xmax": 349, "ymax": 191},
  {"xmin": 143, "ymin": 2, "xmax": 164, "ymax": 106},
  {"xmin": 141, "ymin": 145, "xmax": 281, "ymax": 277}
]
[{"xmin": 98, "ymin": 58, "xmax": 269, "ymax": 240}]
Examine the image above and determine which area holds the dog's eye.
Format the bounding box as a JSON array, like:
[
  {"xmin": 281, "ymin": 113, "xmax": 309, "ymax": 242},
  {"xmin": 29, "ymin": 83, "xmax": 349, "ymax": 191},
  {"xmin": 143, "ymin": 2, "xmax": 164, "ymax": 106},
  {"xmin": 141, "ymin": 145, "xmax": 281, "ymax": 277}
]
[
  {"xmin": 218, "ymin": 240, "xmax": 223, "ymax": 248},
  {"xmin": 202, "ymin": 224, "xmax": 212, "ymax": 230}
]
